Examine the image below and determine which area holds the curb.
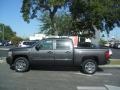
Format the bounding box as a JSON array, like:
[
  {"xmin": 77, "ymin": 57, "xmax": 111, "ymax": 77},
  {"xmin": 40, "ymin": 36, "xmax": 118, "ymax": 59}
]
[
  {"xmin": 0, "ymin": 60, "xmax": 6, "ymax": 63},
  {"xmin": 0, "ymin": 48, "xmax": 9, "ymax": 50},
  {"xmin": 110, "ymin": 59, "xmax": 120, "ymax": 61},
  {"xmin": 99, "ymin": 65, "xmax": 120, "ymax": 68},
  {"xmin": 0, "ymin": 57, "xmax": 6, "ymax": 63}
]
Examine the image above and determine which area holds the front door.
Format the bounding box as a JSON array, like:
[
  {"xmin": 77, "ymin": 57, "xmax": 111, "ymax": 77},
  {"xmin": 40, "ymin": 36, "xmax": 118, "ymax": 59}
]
[{"xmin": 31, "ymin": 39, "xmax": 54, "ymax": 66}]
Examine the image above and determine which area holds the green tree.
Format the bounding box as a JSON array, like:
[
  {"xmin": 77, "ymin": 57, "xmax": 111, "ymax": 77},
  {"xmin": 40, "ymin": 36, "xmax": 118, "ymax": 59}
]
[
  {"xmin": 39, "ymin": 13, "xmax": 72, "ymax": 35},
  {"xmin": 11, "ymin": 36, "xmax": 23, "ymax": 46},
  {"xmin": 0, "ymin": 23, "xmax": 16, "ymax": 40},
  {"xmin": 69, "ymin": 0, "xmax": 120, "ymax": 37},
  {"xmin": 21, "ymin": 0, "xmax": 68, "ymax": 35},
  {"xmin": 21, "ymin": 0, "xmax": 66, "ymax": 22},
  {"xmin": 21, "ymin": 0, "xmax": 120, "ymax": 37}
]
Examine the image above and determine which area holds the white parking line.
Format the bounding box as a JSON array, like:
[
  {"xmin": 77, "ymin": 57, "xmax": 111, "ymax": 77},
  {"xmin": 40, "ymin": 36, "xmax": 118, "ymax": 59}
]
[
  {"xmin": 74, "ymin": 73, "xmax": 92, "ymax": 77},
  {"xmin": 77, "ymin": 85, "xmax": 120, "ymax": 90},
  {"xmin": 105, "ymin": 85, "xmax": 120, "ymax": 90},
  {"xmin": 74, "ymin": 72, "xmax": 112, "ymax": 76},
  {"xmin": 77, "ymin": 86, "xmax": 106, "ymax": 90},
  {"xmin": 95, "ymin": 73, "xmax": 112, "ymax": 76}
]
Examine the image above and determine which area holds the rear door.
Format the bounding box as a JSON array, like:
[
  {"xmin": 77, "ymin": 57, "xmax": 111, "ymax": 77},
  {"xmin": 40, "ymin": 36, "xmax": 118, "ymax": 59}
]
[{"xmin": 54, "ymin": 39, "xmax": 73, "ymax": 66}]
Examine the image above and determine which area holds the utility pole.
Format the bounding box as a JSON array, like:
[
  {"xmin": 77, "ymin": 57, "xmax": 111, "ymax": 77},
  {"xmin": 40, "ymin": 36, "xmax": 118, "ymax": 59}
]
[{"xmin": 2, "ymin": 25, "xmax": 4, "ymax": 40}]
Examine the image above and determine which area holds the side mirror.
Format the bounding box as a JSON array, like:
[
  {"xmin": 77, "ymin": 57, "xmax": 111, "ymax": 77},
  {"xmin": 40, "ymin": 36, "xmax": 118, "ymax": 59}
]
[
  {"xmin": 35, "ymin": 44, "xmax": 43, "ymax": 51},
  {"xmin": 35, "ymin": 45, "xmax": 40, "ymax": 51}
]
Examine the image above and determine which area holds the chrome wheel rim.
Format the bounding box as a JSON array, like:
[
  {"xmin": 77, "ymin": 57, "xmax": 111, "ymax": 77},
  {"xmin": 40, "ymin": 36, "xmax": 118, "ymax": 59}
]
[
  {"xmin": 15, "ymin": 60, "xmax": 26, "ymax": 71},
  {"xmin": 85, "ymin": 62, "xmax": 96, "ymax": 74}
]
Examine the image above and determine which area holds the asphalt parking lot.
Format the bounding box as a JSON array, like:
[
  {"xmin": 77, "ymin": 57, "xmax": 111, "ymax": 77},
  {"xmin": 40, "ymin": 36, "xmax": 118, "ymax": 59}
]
[{"xmin": 0, "ymin": 62, "xmax": 120, "ymax": 90}]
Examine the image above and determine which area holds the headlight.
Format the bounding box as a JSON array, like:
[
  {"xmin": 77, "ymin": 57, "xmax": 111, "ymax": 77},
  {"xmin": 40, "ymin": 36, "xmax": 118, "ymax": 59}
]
[{"xmin": 8, "ymin": 51, "xmax": 12, "ymax": 57}]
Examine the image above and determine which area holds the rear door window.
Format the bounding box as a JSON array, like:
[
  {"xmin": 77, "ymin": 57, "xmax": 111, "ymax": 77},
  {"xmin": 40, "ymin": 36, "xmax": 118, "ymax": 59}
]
[{"xmin": 56, "ymin": 40, "xmax": 72, "ymax": 50}]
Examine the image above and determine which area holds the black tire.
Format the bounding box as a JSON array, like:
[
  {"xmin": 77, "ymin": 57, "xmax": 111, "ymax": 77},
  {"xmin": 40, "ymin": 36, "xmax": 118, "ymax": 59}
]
[
  {"xmin": 10, "ymin": 64, "xmax": 15, "ymax": 70},
  {"xmin": 14, "ymin": 57, "xmax": 29, "ymax": 72},
  {"xmin": 82, "ymin": 59, "xmax": 97, "ymax": 74}
]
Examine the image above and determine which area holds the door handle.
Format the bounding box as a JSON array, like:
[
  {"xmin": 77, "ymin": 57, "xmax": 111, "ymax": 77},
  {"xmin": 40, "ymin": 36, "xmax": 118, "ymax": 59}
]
[
  {"xmin": 65, "ymin": 51, "xmax": 71, "ymax": 54},
  {"xmin": 48, "ymin": 51, "xmax": 53, "ymax": 54}
]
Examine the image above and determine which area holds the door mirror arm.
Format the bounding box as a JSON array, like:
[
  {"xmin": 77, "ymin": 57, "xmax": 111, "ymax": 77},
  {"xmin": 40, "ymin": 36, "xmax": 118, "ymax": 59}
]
[
  {"xmin": 35, "ymin": 45, "xmax": 40, "ymax": 51},
  {"xmin": 35, "ymin": 44, "xmax": 43, "ymax": 51}
]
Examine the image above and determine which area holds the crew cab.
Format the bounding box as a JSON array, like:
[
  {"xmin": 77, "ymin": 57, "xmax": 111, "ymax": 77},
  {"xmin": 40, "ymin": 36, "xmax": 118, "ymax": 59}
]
[{"xmin": 6, "ymin": 38, "xmax": 110, "ymax": 74}]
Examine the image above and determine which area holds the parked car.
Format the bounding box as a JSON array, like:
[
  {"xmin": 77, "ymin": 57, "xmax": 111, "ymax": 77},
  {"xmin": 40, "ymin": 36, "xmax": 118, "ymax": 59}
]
[
  {"xmin": 6, "ymin": 38, "xmax": 111, "ymax": 74},
  {"xmin": 109, "ymin": 42, "xmax": 115, "ymax": 48},
  {"xmin": 113, "ymin": 43, "xmax": 120, "ymax": 49},
  {"xmin": 0, "ymin": 40, "xmax": 11, "ymax": 46},
  {"xmin": 0, "ymin": 41, "xmax": 3, "ymax": 46},
  {"xmin": 18, "ymin": 41, "xmax": 37, "ymax": 47}
]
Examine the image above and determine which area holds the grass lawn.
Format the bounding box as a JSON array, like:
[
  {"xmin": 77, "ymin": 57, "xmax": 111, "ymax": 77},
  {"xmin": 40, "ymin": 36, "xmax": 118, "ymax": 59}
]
[{"xmin": 109, "ymin": 59, "xmax": 120, "ymax": 65}]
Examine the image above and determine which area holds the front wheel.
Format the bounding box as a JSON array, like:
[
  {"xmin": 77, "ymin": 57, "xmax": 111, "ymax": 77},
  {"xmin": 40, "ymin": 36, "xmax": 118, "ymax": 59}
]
[
  {"xmin": 82, "ymin": 59, "xmax": 97, "ymax": 74},
  {"xmin": 14, "ymin": 57, "xmax": 29, "ymax": 72}
]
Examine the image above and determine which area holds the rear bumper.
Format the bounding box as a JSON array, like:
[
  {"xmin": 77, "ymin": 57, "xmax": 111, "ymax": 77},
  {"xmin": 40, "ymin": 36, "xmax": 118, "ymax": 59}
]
[
  {"xmin": 99, "ymin": 59, "xmax": 110, "ymax": 65},
  {"xmin": 107, "ymin": 60, "xmax": 110, "ymax": 64}
]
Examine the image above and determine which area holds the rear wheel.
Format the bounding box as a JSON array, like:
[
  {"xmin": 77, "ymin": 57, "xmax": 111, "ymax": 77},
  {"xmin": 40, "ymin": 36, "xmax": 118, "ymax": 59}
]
[
  {"xmin": 82, "ymin": 59, "xmax": 97, "ymax": 74},
  {"xmin": 14, "ymin": 57, "xmax": 29, "ymax": 72}
]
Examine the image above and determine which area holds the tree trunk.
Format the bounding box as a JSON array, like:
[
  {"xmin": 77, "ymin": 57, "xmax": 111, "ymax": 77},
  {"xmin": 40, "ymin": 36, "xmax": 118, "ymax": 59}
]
[{"xmin": 91, "ymin": 25, "xmax": 101, "ymax": 46}]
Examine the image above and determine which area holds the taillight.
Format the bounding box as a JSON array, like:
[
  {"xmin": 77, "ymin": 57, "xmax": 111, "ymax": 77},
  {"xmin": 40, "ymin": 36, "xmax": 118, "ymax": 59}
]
[{"xmin": 105, "ymin": 51, "xmax": 110, "ymax": 60}]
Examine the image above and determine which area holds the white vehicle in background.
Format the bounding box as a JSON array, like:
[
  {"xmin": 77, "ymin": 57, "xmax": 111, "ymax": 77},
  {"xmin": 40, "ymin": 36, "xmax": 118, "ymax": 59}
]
[
  {"xmin": 113, "ymin": 43, "xmax": 120, "ymax": 49},
  {"xmin": 109, "ymin": 49, "xmax": 112, "ymax": 56},
  {"xmin": 0, "ymin": 42, "xmax": 2, "ymax": 46},
  {"xmin": 18, "ymin": 41, "xmax": 37, "ymax": 47}
]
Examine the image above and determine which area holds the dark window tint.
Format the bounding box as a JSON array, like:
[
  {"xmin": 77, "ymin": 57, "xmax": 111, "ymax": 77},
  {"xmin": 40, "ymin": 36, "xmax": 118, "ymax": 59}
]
[
  {"xmin": 23, "ymin": 41, "xmax": 36, "ymax": 45},
  {"xmin": 56, "ymin": 40, "xmax": 72, "ymax": 50},
  {"xmin": 78, "ymin": 42, "xmax": 95, "ymax": 48},
  {"xmin": 23, "ymin": 42, "xmax": 31, "ymax": 45},
  {"xmin": 29, "ymin": 41, "xmax": 36, "ymax": 45}
]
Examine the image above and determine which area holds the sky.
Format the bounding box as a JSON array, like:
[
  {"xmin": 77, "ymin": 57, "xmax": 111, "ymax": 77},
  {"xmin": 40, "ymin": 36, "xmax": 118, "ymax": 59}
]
[
  {"xmin": 0, "ymin": 0, "xmax": 120, "ymax": 40},
  {"xmin": 0, "ymin": 0, "xmax": 40, "ymax": 38},
  {"xmin": 101, "ymin": 27, "xmax": 120, "ymax": 41}
]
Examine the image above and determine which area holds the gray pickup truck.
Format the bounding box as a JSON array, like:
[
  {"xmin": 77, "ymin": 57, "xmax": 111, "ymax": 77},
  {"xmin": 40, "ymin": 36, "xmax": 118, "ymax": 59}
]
[{"xmin": 6, "ymin": 38, "xmax": 110, "ymax": 74}]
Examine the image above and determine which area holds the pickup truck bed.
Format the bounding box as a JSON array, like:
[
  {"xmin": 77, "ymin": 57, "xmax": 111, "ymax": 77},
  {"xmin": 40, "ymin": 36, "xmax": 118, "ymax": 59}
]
[{"xmin": 74, "ymin": 48, "xmax": 109, "ymax": 66}]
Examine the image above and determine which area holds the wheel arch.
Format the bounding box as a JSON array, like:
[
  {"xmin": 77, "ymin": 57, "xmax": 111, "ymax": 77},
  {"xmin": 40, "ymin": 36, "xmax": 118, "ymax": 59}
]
[
  {"xmin": 13, "ymin": 55, "xmax": 29, "ymax": 64},
  {"xmin": 81, "ymin": 56, "xmax": 99, "ymax": 65}
]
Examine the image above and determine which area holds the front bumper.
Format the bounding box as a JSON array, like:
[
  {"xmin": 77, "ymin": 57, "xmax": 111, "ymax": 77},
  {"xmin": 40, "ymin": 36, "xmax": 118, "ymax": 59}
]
[{"xmin": 6, "ymin": 56, "xmax": 13, "ymax": 65}]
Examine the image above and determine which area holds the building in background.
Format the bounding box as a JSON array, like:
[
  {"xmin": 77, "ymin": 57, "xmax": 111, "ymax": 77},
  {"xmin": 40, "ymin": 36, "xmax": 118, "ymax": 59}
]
[{"xmin": 29, "ymin": 34, "xmax": 46, "ymax": 40}]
